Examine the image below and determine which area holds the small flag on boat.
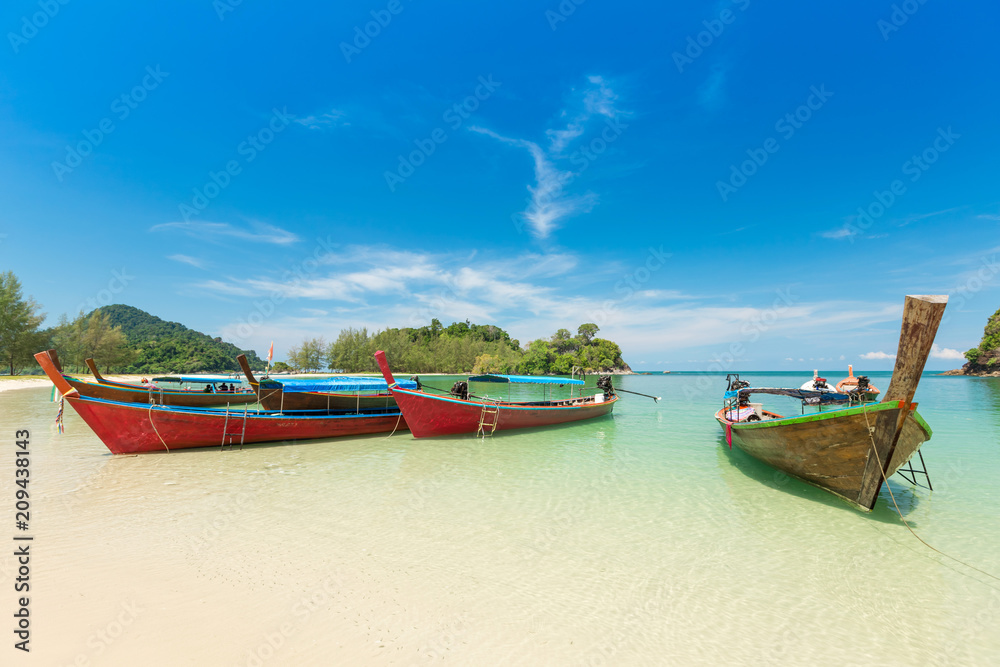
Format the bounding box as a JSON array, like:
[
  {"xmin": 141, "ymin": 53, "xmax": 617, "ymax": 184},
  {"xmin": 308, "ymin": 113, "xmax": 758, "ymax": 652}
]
[
  {"xmin": 725, "ymin": 422, "xmax": 733, "ymax": 448},
  {"xmin": 267, "ymin": 341, "xmax": 274, "ymax": 363}
]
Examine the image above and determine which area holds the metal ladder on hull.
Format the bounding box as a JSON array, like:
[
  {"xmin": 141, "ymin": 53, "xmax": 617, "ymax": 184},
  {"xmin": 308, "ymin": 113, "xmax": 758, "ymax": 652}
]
[
  {"xmin": 221, "ymin": 403, "xmax": 249, "ymax": 450},
  {"xmin": 477, "ymin": 400, "xmax": 501, "ymax": 438}
]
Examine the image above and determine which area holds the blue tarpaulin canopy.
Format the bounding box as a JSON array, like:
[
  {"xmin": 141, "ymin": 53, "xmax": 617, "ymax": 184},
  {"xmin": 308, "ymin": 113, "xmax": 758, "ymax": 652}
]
[
  {"xmin": 468, "ymin": 374, "xmax": 584, "ymax": 386},
  {"xmin": 153, "ymin": 375, "xmax": 245, "ymax": 383},
  {"xmin": 266, "ymin": 376, "xmax": 418, "ymax": 393}
]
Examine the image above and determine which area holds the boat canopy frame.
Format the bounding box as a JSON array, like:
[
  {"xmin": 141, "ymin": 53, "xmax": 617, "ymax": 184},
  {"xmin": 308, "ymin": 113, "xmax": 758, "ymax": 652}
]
[{"xmin": 467, "ymin": 374, "xmax": 585, "ymax": 386}]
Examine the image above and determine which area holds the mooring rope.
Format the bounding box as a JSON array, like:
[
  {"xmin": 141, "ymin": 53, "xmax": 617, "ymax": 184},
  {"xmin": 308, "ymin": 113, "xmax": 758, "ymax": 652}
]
[
  {"xmin": 862, "ymin": 401, "xmax": 999, "ymax": 584},
  {"xmin": 148, "ymin": 404, "xmax": 170, "ymax": 453},
  {"xmin": 383, "ymin": 412, "xmax": 403, "ymax": 439}
]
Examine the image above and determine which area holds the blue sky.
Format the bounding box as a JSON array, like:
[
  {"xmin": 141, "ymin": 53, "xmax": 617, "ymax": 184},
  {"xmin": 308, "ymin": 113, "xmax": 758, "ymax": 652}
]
[{"xmin": 1, "ymin": 0, "xmax": 998, "ymax": 370}]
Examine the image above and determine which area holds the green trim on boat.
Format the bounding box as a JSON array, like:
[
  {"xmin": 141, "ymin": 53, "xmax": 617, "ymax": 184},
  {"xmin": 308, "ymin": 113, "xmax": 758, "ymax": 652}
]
[
  {"xmin": 731, "ymin": 400, "xmax": 903, "ymax": 430},
  {"xmin": 911, "ymin": 410, "xmax": 933, "ymax": 438}
]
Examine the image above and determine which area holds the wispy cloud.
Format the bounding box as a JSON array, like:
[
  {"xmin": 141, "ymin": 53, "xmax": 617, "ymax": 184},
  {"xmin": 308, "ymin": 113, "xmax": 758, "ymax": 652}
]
[
  {"xmin": 860, "ymin": 351, "xmax": 896, "ymax": 360},
  {"xmin": 697, "ymin": 65, "xmax": 727, "ymax": 112},
  {"xmin": 151, "ymin": 221, "xmax": 300, "ymax": 245},
  {"xmin": 294, "ymin": 108, "xmax": 348, "ymax": 130},
  {"xmin": 168, "ymin": 254, "xmax": 207, "ymax": 269},
  {"xmin": 469, "ymin": 75, "xmax": 628, "ymax": 239},
  {"xmin": 821, "ymin": 226, "xmax": 856, "ymax": 240},
  {"xmin": 931, "ymin": 343, "xmax": 966, "ymax": 360},
  {"xmin": 547, "ymin": 75, "xmax": 621, "ymax": 155}
]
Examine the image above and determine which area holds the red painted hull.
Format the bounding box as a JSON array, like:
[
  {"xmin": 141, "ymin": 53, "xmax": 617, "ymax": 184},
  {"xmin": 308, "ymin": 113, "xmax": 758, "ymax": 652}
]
[
  {"xmin": 63, "ymin": 396, "xmax": 407, "ymax": 454},
  {"xmin": 388, "ymin": 386, "xmax": 617, "ymax": 438},
  {"xmin": 64, "ymin": 375, "xmax": 258, "ymax": 407}
]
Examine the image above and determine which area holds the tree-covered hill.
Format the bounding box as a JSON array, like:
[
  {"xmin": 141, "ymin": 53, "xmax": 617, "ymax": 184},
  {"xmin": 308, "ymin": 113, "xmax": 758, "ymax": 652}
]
[
  {"xmin": 288, "ymin": 320, "xmax": 630, "ymax": 375},
  {"xmin": 960, "ymin": 307, "xmax": 1000, "ymax": 376},
  {"xmin": 95, "ymin": 304, "xmax": 266, "ymax": 374}
]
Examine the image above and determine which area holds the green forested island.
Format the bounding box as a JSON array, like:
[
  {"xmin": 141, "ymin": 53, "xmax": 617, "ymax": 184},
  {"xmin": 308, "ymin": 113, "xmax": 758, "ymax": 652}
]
[
  {"xmin": 285, "ymin": 321, "xmax": 629, "ymax": 374},
  {"xmin": 958, "ymin": 307, "xmax": 1000, "ymax": 376},
  {"xmin": 0, "ymin": 270, "xmax": 628, "ymax": 375},
  {"xmin": 45, "ymin": 305, "xmax": 268, "ymax": 374},
  {"xmin": 0, "ymin": 272, "xmax": 267, "ymax": 374}
]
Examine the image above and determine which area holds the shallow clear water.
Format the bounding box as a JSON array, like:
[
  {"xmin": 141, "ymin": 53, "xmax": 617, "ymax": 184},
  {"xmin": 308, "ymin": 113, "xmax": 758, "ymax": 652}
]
[{"xmin": 1, "ymin": 372, "xmax": 998, "ymax": 665}]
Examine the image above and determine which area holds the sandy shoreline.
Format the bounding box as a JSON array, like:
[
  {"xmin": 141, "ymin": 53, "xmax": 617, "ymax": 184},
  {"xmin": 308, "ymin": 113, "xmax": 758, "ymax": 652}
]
[{"xmin": 0, "ymin": 374, "xmax": 148, "ymax": 394}]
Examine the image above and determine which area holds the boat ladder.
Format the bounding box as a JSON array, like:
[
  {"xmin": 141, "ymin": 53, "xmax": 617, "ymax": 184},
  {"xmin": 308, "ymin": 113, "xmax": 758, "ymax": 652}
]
[
  {"xmin": 221, "ymin": 403, "xmax": 249, "ymax": 450},
  {"xmin": 477, "ymin": 400, "xmax": 501, "ymax": 438},
  {"xmin": 895, "ymin": 449, "xmax": 933, "ymax": 490}
]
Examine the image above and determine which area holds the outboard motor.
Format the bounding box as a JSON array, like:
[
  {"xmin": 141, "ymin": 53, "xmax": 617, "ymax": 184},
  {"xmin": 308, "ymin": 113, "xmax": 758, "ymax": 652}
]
[
  {"xmin": 409, "ymin": 375, "xmax": 422, "ymax": 390},
  {"xmin": 597, "ymin": 375, "xmax": 615, "ymax": 399},
  {"xmin": 857, "ymin": 376, "xmax": 871, "ymax": 392},
  {"xmin": 450, "ymin": 381, "xmax": 469, "ymax": 401}
]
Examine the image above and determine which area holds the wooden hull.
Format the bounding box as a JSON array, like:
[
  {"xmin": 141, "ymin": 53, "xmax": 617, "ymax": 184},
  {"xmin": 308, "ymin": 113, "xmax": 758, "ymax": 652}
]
[
  {"xmin": 254, "ymin": 384, "xmax": 397, "ymax": 412},
  {"xmin": 63, "ymin": 375, "xmax": 258, "ymax": 407},
  {"xmin": 34, "ymin": 350, "xmax": 406, "ymax": 454},
  {"xmin": 64, "ymin": 396, "xmax": 406, "ymax": 454},
  {"xmin": 716, "ymin": 402, "xmax": 932, "ymax": 511},
  {"xmin": 388, "ymin": 386, "xmax": 617, "ymax": 438},
  {"xmin": 235, "ymin": 353, "xmax": 399, "ymax": 413}
]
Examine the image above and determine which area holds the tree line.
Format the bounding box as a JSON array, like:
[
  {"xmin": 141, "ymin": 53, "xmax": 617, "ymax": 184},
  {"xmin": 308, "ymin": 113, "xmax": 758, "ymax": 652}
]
[
  {"xmin": 0, "ymin": 269, "xmax": 627, "ymax": 376},
  {"xmin": 284, "ymin": 320, "xmax": 628, "ymax": 375},
  {"xmin": 0, "ymin": 272, "xmax": 265, "ymax": 375}
]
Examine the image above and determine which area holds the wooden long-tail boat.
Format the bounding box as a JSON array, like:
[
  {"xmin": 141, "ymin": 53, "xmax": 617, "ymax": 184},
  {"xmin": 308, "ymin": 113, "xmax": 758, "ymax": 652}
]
[
  {"xmin": 716, "ymin": 295, "xmax": 947, "ymax": 511},
  {"xmin": 37, "ymin": 351, "xmax": 258, "ymax": 407},
  {"xmin": 836, "ymin": 364, "xmax": 881, "ymax": 399},
  {"xmin": 236, "ymin": 354, "xmax": 401, "ymax": 412},
  {"xmin": 375, "ymin": 350, "xmax": 617, "ymax": 438},
  {"xmin": 35, "ymin": 350, "xmax": 406, "ymax": 454}
]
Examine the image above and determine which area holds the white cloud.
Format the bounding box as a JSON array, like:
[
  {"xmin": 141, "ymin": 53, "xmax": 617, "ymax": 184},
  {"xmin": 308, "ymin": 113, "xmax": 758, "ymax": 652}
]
[
  {"xmin": 860, "ymin": 351, "xmax": 896, "ymax": 360},
  {"xmin": 294, "ymin": 109, "xmax": 348, "ymax": 130},
  {"xmin": 821, "ymin": 226, "xmax": 856, "ymax": 240},
  {"xmin": 152, "ymin": 221, "xmax": 299, "ymax": 245},
  {"xmin": 469, "ymin": 75, "xmax": 628, "ymax": 239},
  {"xmin": 547, "ymin": 75, "xmax": 621, "ymax": 155},
  {"xmin": 168, "ymin": 254, "xmax": 206, "ymax": 269},
  {"xmin": 931, "ymin": 343, "xmax": 966, "ymax": 360}
]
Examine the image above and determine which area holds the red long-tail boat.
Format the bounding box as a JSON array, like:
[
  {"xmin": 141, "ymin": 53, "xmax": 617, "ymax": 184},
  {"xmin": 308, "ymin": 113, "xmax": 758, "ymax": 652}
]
[
  {"xmin": 35, "ymin": 350, "xmax": 406, "ymax": 454},
  {"xmin": 236, "ymin": 354, "xmax": 403, "ymax": 412},
  {"xmin": 716, "ymin": 295, "xmax": 946, "ymax": 512},
  {"xmin": 374, "ymin": 350, "xmax": 618, "ymax": 438},
  {"xmin": 38, "ymin": 351, "xmax": 258, "ymax": 407}
]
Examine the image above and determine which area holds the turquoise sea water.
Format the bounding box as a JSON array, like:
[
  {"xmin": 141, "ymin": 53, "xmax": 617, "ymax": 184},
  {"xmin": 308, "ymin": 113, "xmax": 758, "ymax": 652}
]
[{"xmin": 1, "ymin": 372, "xmax": 998, "ymax": 664}]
